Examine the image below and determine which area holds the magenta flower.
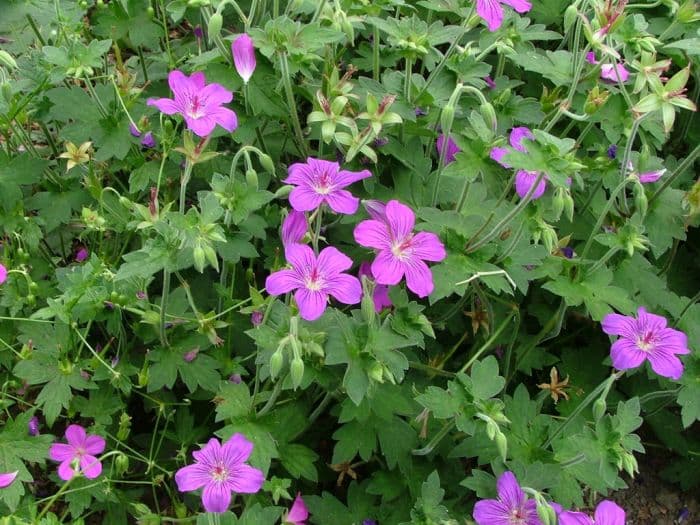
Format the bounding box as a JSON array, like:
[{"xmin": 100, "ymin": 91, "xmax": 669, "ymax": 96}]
[
  {"xmin": 473, "ymin": 471, "xmax": 542, "ymax": 525},
  {"xmin": 490, "ymin": 127, "xmax": 548, "ymax": 200},
  {"xmin": 485, "ymin": 76, "xmax": 497, "ymax": 89},
  {"xmin": 174, "ymin": 434, "xmax": 264, "ymax": 513},
  {"xmin": 129, "ymin": 122, "xmax": 141, "ymax": 137},
  {"xmin": 284, "ymin": 158, "xmax": 372, "ymax": 214},
  {"xmin": 282, "ymin": 210, "xmax": 308, "ymax": 249},
  {"xmin": 232, "ymin": 34, "xmax": 256, "ymax": 84},
  {"xmin": 359, "ymin": 262, "xmax": 392, "ymax": 312},
  {"xmin": 0, "ymin": 263, "xmax": 7, "ymax": 285},
  {"xmin": 602, "ymin": 307, "xmax": 691, "ymax": 380},
  {"xmin": 49, "ymin": 424, "xmax": 106, "ymax": 481},
  {"xmin": 559, "ymin": 500, "xmax": 626, "ymax": 525},
  {"xmin": 436, "ymin": 134, "xmax": 461, "ymax": 165},
  {"xmin": 265, "ymin": 244, "xmax": 362, "ymax": 321},
  {"xmin": 0, "ymin": 471, "xmax": 18, "ymax": 489},
  {"xmin": 250, "ymin": 311, "xmax": 264, "ymax": 327},
  {"xmin": 477, "ymin": 0, "xmax": 532, "ymax": 31},
  {"xmin": 183, "ymin": 348, "xmax": 199, "ymax": 362},
  {"xmin": 141, "ymin": 131, "xmax": 156, "ymax": 149},
  {"xmin": 147, "ymin": 70, "xmax": 237, "ymax": 138},
  {"xmin": 353, "ymin": 200, "xmax": 446, "ymax": 298},
  {"xmin": 638, "ymin": 169, "xmax": 666, "ymax": 184},
  {"xmin": 28, "ymin": 416, "xmax": 40, "ymax": 436},
  {"xmin": 587, "ymin": 53, "xmax": 630, "ymax": 83},
  {"xmin": 284, "ymin": 493, "xmax": 309, "ymax": 525},
  {"xmin": 515, "ymin": 170, "xmax": 547, "ymax": 199},
  {"xmin": 75, "ymin": 248, "xmax": 88, "ymax": 262}
]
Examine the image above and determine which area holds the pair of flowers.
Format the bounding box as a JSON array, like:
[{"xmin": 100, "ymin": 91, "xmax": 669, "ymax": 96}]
[
  {"xmin": 266, "ymin": 158, "xmax": 446, "ymax": 321},
  {"xmin": 474, "ymin": 470, "xmax": 625, "ymax": 525}
]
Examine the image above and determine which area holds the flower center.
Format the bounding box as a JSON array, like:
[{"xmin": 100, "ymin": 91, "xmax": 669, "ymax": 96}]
[
  {"xmin": 509, "ymin": 509, "xmax": 526, "ymax": 524},
  {"xmin": 187, "ymin": 96, "xmax": 205, "ymax": 119},
  {"xmin": 390, "ymin": 236, "xmax": 413, "ymax": 260},
  {"xmin": 210, "ymin": 463, "xmax": 229, "ymax": 482},
  {"xmin": 313, "ymin": 170, "xmax": 334, "ymax": 195},
  {"xmin": 304, "ymin": 267, "xmax": 324, "ymax": 292},
  {"xmin": 636, "ymin": 331, "xmax": 656, "ymax": 352},
  {"xmin": 75, "ymin": 446, "xmax": 86, "ymax": 457}
]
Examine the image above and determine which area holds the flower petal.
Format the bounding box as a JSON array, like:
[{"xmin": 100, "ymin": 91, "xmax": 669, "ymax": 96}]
[
  {"xmin": 200, "ymin": 82, "xmax": 233, "ymax": 106},
  {"xmin": 65, "ymin": 425, "xmax": 87, "ymax": 447},
  {"xmin": 324, "ymin": 189, "xmax": 360, "ymax": 215},
  {"xmin": 515, "ymin": 170, "xmax": 547, "ymax": 199},
  {"xmin": 490, "ymin": 146, "xmax": 511, "ymax": 168},
  {"xmin": 79, "ymin": 454, "xmax": 102, "ymax": 479},
  {"xmin": 147, "ymin": 97, "xmax": 180, "ymax": 115},
  {"xmin": 404, "ymin": 259, "xmax": 434, "ymax": 298},
  {"xmin": 84, "ymin": 434, "xmax": 106, "ymax": 455},
  {"xmin": 221, "ymin": 433, "xmax": 255, "ymax": 465},
  {"xmin": 184, "ymin": 115, "xmax": 217, "ymax": 138},
  {"xmin": 411, "ymin": 232, "xmax": 446, "ymax": 262},
  {"xmin": 282, "ymin": 210, "xmax": 308, "ymax": 246},
  {"xmin": 285, "ymin": 244, "xmax": 317, "ymax": 274},
  {"xmin": 638, "ymin": 169, "xmax": 666, "ymax": 184},
  {"xmin": 601, "ymin": 313, "xmax": 637, "ymax": 338},
  {"xmin": 333, "ymin": 168, "xmax": 372, "ymax": 188},
  {"xmin": 496, "ymin": 471, "xmax": 525, "ymax": 511},
  {"xmin": 594, "ymin": 500, "xmax": 626, "ymax": 525},
  {"xmin": 211, "ymin": 107, "xmax": 238, "ymax": 133},
  {"xmin": 175, "ymin": 463, "xmax": 211, "ymax": 492},
  {"xmin": 656, "ymin": 328, "xmax": 690, "ymax": 355},
  {"xmin": 0, "ymin": 471, "xmax": 18, "ymax": 489},
  {"xmin": 476, "ymin": 0, "xmax": 504, "ymax": 31},
  {"xmin": 501, "ymin": 0, "xmax": 532, "ymax": 13},
  {"xmin": 193, "ymin": 438, "xmax": 221, "ymax": 464},
  {"xmin": 285, "ymin": 162, "xmax": 316, "ymax": 185},
  {"xmin": 326, "ymin": 274, "xmax": 362, "ymax": 305},
  {"xmin": 371, "ymin": 250, "xmax": 405, "ymax": 286},
  {"xmin": 189, "ymin": 71, "xmax": 207, "ymax": 90},
  {"xmin": 228, "ymin": 464, "xmax": 265, "ymax": 494},
  {"xmin": 509, "ymin": 127, "xmax": 534, "ymax": 152},
  {"xmin": 647, "ymin": 348, "xmax": 685, "ymax": 380},
  {"xmin": 295, "ymin": 289, "xmax": 328, "ymax": 321},
  {"xmin": 354, "ymin": 220, "xmax": 391, "ymax": 250},
  {"xmin": 57, "ymin": 459, "xmax": 78, "ymax": 481},
  {"xmin": 288, "ymin": 186, "xmax": 325, "ymax": 213},
  {"xmin": 266, "ymin": 270, "xmax": 301, "ymax": 296},
  {"xmin": 473, "ymin": 499, "xmax": 512, "ymax": 525},
  {"xmin": 202, "ymin": 482, "xmax": 232, "ymax": 513},
  {"xmin": 287, "ymin": 493, "xmax": 309, "ymax": 524},
  {"xmin": 317, "ymin": 246, "xmax": 353, "ymax": 276},
  {"xmin": 49, "ymin": 443, "xmax": 75, "ymax": 462},
  {"xmin": 385, "ymin": 200, "xmax": 416, "ymax": 240},
  {"xmin": 559, "ymin": 511, "xmax": 593, "ymax": 525},
  {"xmin": 610, "ymin": 338, "xmax": 647, "ymax": 371}
]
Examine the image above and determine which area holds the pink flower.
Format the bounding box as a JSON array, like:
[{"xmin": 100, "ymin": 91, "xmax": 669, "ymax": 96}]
[
  {"xmin": 473, "ymin": 471, "xmax": 542, "ymax": 525},
  {"xmin": 485, "ymin": 76, "xmax": 497, "ymax": 89},
  {"xmin": 75, "ymin": 248, "xmax": 88, "ymax": 262},
  {"xmin": 600, "ymin": 63, "xmax": 630, "ymax": 83},
  {"xmin": 490, "ymin": 127, "xmax": 548, "ymax": 199},
  {"xmin": 284, "ymin": 158, "xmax": 372, "ymax": 214},
  {"xmin": 436, "ymin": 134, "xmax": 461, "ymax": 165},
  {"xmin": 49, "ymin": 424, "xmax": 106, "ymax": 481},
  {"xmin": 265, "ymin": 244, "xmax": 362, "ymax": 321},
  {"xmin": 353, "ymin": 200, "xmax": 446, "ymax": 298},
  {"xmin": 281, "ymin": 210, "xmax": 308, "ymax": 250},
  {"xmin": 0, "ymin": 263, "xmax": 7, "ymax": 285},
  {"xmin": 638, "ymin": 169, "xmax": 666, "ymax": 184},
  {"xmin": 559, "ymin": 500, "xmax": 626, "ymax": 525},
  {"xmin": 175, "ymin": 434, "xmax": 264, "ymax": 513},
  {"xmin": 284, "ymin": 493, "xmax": 309, "ymax": 525},
  {"xmin": 477, "ymin": 0, "xmax": 532, "ymax": 31},
  {"xmin": 601, "ymin": 307, "xmax": 691, "ymax": 380},
  {"xmin": 359, "ymin": 262, "xmax": 392, "ymax": 312},
  {"xmin": 147, "ymin": 70, "xmax": 238, "ymax": 138},
  {"xmin": 0, "ymin": 471, "xmax": 18, "ymax": 489},
  {"xmin": 232, "ymin": 34, "xmax": 256, "ymax": 84},
  {"xmin": 515, "ymin": 170, "xmax": 547, "ymax": 199}
]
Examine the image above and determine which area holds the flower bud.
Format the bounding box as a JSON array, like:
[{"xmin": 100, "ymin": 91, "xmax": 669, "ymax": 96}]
[
  {"xmin": 192, "ymin": 245, "xmax": 206, "ymax": 273},
  {"xmin": 633, "ymin": 181, "xmax": 648, "ymax": 216},
  {"xmin": 270, "ymin": 350, "xmax": 284, "ymax": 379},
  {"xmin": 114, "ymin": 452, "xmax": 130, "ymax": 476},
  {"xmin": 479, "ymin": 102, "xmax": 498, "ymax": 133},
  {"xmin": 440, "ymin": 105, "xmax": 455, "ymax": 136},
  {"xmin": 368, "ymin": 361, "xmax": 384, "ymax": 383},
  {"xmin": 552, "ymin": 187, "xmax": 565, "ymax": 220},
  {"xmin": 495, "ymin": 431, "xmax": 508, "ymax": 462},
  {"xmin": 0, "ymin": 50, "xmax": 17, "ymax": 69},
  {"xmin": 1, "ymin": 82, "xmax": 12, "ymax": 104},
  {"xmin": 563, "ymin": 5, "xmax": 578, "ymax": 33},
  {"xmin": 245, "ymin": 168, "xmax": 258, "ymax": 188},
  {"xmin": 138, "ymin": 364, "xmax": 149, "ymax": 387},
  {"xmin": 592, "ymin": 397, "xmax": 607, "ymax": 421},
  {"xmin": 117, "ymin": 412, "xmax": 132, "ymax": 440},
  {"xmin": 290, "ymin": 356, "xmax": 304, "ymax": 389},
  {"xmin": 259, "ymin": 153, "xmax": 275, "ymax": 175},
  {"xmin": 207, "ymin": 12, "xmax": 223, "ymax": 43},
  {"xmin": 536, "ymin": 499, "xmax": 557, "ymax": 525},
  {"xmin": 231, "ymin": 34, "xmax": 256, "ymax": 84},
  {"xmin": 563, "ymin": 190, "xmax": 575, "ymax": 222}
]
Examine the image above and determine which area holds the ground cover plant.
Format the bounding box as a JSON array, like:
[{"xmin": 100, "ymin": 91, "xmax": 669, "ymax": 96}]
[{"xmin": 0, "ymin": 0, "xmax": 699, "ymax": 523}]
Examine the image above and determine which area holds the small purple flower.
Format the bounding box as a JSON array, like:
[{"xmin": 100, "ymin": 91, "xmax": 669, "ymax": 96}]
[
  {"xmin": 136, "ymin": 291, "xmax": 147, "ymax": 300},
  {"xmin": 359, "ymin": 262, "xmax": 392, "ymax": 312},
  {"xmin": 75, "ymin": 248, "xmax": 88, "ymax": 262},
  {"xmin": 129, "ymin": 122, "xmax": 141, "ymax": 137},
  {"xmin": 436, "ymin": 134, "xmax": 461, "ymax": 165},
  {"xmin": 601, "ymin": 63, "xmax": 630, "ymax": 83},
  {"xmin": 0, "ymin": 471, "xmax": 18, "ymax": 489},
  {"xmin": 559, "ymin": 246, "xmax": 575, "ymax": 259},
  {"xmin": 281, "ymin": 210, "xmax": 308, "ymax": 250},
  {"xmin": 559, "ymin": 500, "xmax": 626, "ymax": 525},
  {"xmin": 232, "ymin": 34, "xmax": 256, "ymax": 84},
  {"xmin": 265, "ymin": 244, "xmax": 362, "ymax": 321},
  {"xmin": 174, "ymin": 434, "xmax": 264, "ymax": 513},
  {"xmin": 586, "ymin": 51, "xmax": 598, "ymax": 65},
  {"xmin": 229, "ymin": 373, "xmax": 242, "ymax": 384},
  {"xmin": 638, "ymin": 169, "xmax": 666, "ymax": 184},
  {"xmin": 515, "ymin": 170, "xmax": 547, "ymax": 199},
  {"xmin": 485, "ymin": 76, "xmax": 497, "ymax": 89},
  {"xmin": 353, "ymin": 200, "xmax": 446, "ymax": 298},
  {"xmin": 373, "ymin": 137, "xmax": 389, "ymax": 147},
  {"xmin": 250, "ymin": 311, "xmax": 264, "ymax": 327},
  {"xmin": 473, "ymin": 471, "xmax": 542, "ymax": 525},
  {"xmin": 0, "ymin": 263, "xmax": 8, "ymax": 285},
  {"xmin": 28, "ymin": 416, "xmax": 40, "ymax": 436},
  {"xmin": 141, "ymin": 131, "xmax": 156, "ymax": 149},
  {"xmin": 49, "ymin": 424, "xmax": 106, "ymax": 481},
  {"xmin": 607, "ymin": 145, "xmax": 618, "ymax": 159},
  {"xmin": 284, "ymin": 158, "xmax": 372, "ymax": 215},
  {"xmin": 601, "ymin": 307, "xmax": 691, "ymax": 380},
  {"xmin": 490, "ymin": 127, "xmax": 548, "ymax": 199},
  {"xmin": 477, "ymin": 0, "xmax": 532, "ymax": 31},
  {"xmin": 183, "ymin": 348, "xmax": 199, "ymax": 362},
  {"xmin": 193, "ymin": 25, "xmax": 204, "ymax": 40},
  {"xmin": 284, "ymin": 493, "xmax": 309, "ymax": 525},
  {"xmin": 147, "ymin": 70, "xmax": 238, "ymax": 138}
]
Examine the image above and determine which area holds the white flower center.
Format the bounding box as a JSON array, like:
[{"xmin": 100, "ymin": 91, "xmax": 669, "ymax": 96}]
[
  {"xmin": 210, "ymin": 463, "xmax": 229, "ymax": 482},
  {"xmin": 313, "ymin": 170, "xmax": 334, "ymax": 195},
  {"xmin": 636, "ymin": 331, "xmax": 656, "ymax": 352},
  {"xmin": 187, "ymin": 96, "xmax": 205, "ymax": 119},
  {"xmin": 390, "ymin": 236, "xmax": 413, "ymax": 261},
  {"xmin": 304, "ymin": 268, "xmax": 324, "ymax": 291}
]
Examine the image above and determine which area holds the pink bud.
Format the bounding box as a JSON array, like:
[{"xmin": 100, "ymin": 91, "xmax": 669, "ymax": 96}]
[
  {"xmin": 231, "ymin": 34, "xmax": 256, "ymax": 84},
  {"xmin": 75, "ymin": 248, "xmax": 89, "ymax": 262},
  {"xmin": 183, "ymin": 348, "xmax": 199, "ymax": 362}
]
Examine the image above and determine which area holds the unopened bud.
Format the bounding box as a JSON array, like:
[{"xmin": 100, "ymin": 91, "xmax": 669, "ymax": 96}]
[
  {"xmin": 192, "ymin": 245, "xmax": 206, "ymax": 273},
  {"xmin": 495, "ymin": 431, "xmax": 508, "ymax": 462},
  {"xmin": 269, "ymin": 350, "xmax": 284, "ymax": 379},
  {"xmin": 207, "ymin": 12, "xmax": 223, "ymax": 43},
  {"xmin": 114, "ymin": 452, "xmax": 130, "ymax": 476},
  {"xmin": 480, "ymin": 102, "xmax": 498, "ymax": 133},
  {"xmin": 245, "ymin": 169, "xmax": 258, "ymax": 188},
  {"xmin": 368, "ymin": 361, "xmax": 384, "ymax": 383},
  {"xmin": 552, "ymin": 187, "xmax": 565, "ymax": 220},
  {"xmin": 592, "ymin": 398, "xmax": 607, "ymax": 421},
  {"xmin": 290, "ymin": 357, "xmax": 304, "ymax": 389},
  {"xmin": 117, "ymin": 412, "xmax": 132, "ymax": 440},
  {"xmin": 0, "ymin": 50, "xmax": 17, "ymax": 69},
  {"xmin": 259, "ymin": 153, "xmax": 275, "ymax": 175},
  {"xmin": 563, "ymin": 5, "xmax": 578, "ymax": 33},
  {"xmin": 633, "ymin": 182, "xmax": 648, "ymax": 216}
]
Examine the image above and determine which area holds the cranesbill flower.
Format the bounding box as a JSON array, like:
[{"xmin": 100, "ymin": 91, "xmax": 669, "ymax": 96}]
[
  {"xmin": 0, "ymin": 471, "xmax": 18, "ymax": 489},
  {"xmin": 436, "ymin": 134, "xmax": 461, "ymax": 165},
  {"xmin": 490, "ymin": 126, "xmax": 534, "ymax": 168},
  {"xmin": 485, "ymin": 76, "xmax": 497, "ymax": 89},
  {"xmin": 174, "ymin": 434, "xmax": 264, "ymax": 513},
  {"xmin": 284, "ymin": 158, "xmax": 372, "ymax": 215},
  {"xmin": 284, "ymin": 493, "xmax": 309, "ymax": 525},
  {"xmin": 601, "ymin": 63, "xmax": 630, "ymax": 83},
  {"xmin": 353, "ymin": 200, "xmax": 446, "ymax": 298},
  {"xmin": 141, "ymin": 131, "xmax": 156, "ymax": 149},
  {"xmin": 477, "ymin": 0, "xmax": 532, "ymax": 32},
  {"xmin": 250, "ymin": 311, "xmax": 264, "ymax": 327},
  {"xmin": 515, "ymin": 170, "xmax": 547, "ymax": 199},
  {"xmin": 232, "ymin": 34, "xmax": 256, "ymax": 84},
  {"xmin": 75, "ymin": 248, "xmax": 88, "ymax": 262},
  {"xmin": 129, "ymin": 123, "xmax": 141, "ymax": 137},
  {"xmin": 265, "ymin": 244, "xmax": 362, "ymax": 321},
  {"xmin": 559, "ymin": 500, "xmax": 626, "ymax": 525},
  {"xmin": 601, "ymin": 307, "xmax": 691, "ymax": 380},
  {"xmin": 473, "ymin": 471, "xmax": 542, "ymax": 525},
  {"xmin": 607, "ymin": 145, "xmax": 618, "ymax": 159},
  {"xmin": 28, "ymin": 416, "xmax": 40, "ymax": 436},
  {"xmin": 147, "ymin": 70, "xmax": 237, "ymax": 138},
  {"xmin": 282, "ymin": 210, "xmax": 308, "ymax": 249},
  {"xmin": 363, "ymin": 200, "xmax": 387, "ymax": 222},
  {"xmin": 0, "ymin": 263, "xmax": 7, "ymax": 285},
  {"xmin": 49, "ymin": 424, "xmax": 106, "ymax": 481},
  {"xmin": 359, "ymin": 262, "xmax": 392, "ymax": 312},
  {"xmin": 638, "ymin": 169, "xmax": 666, "ymax": 184}
]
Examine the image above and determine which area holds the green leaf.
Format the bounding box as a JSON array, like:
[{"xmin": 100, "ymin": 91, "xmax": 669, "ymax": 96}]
[
  {"xmin": 678, "ymin": 360, "xmax": 700, "ymax": 428},
  {"xmin": 279, "ymin": 443, "xmax": 319, "ymax": 481},
  {"xmin": 217, "ymin": 420, "xmax": 278, "ymax": 474},
  {"xmin": 215, "ymin": 381, "xmax": 253, "ymax": 421},
  {"xmin": 518, "ymin": 50, "xmax": 574, "ymax": 86},
  {"xmin": 470, "ymin": 356, "xmax": 505, "ymax": 400}
]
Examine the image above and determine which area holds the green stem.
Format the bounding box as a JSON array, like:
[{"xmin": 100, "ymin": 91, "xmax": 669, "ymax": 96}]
[
  {"xmin": 311, "ymin": 0, "xmax": 327, "ymax": 22},
  {"xmin": 649, "ymin": 142, "xmax": 700, "ymax": 204},
  {"xmin": 587, "ymin": 246, "xmax": 620, "ymax": 275},
  {"xmin": 618, "ymin": 116, "xmax": 646, "ymax": 214},
  {"xmin": 454, "ymin": 172, "xmax": 473, "ymax": 212},
  {"xmin": 373, "ymin": 26, "xmax": 380, "ymax": 81},
  {"xmin": 311, "ymin": 206, "xmax": 324, "ymax": 254},
  {"xmin": 256, "ymin": 375, "xmax": 286, "ymax": 417},
  {"xmin": 458, "ymin": 310, "xmax": 517, "ymax": 373},
  {"xmin": 675, "ymin": 289, "xmax": 700, "ymax": 327},
  {"xmin": 412, "ymin": 420, "xmax": 456, "ymax": 455},
  {"xmin": 404, "ymin": 57, "xmax": 413, "ymax": 103},
  {"xmin": 278, "ymin": 52, "xmax": 308, "ymax": 157}
]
